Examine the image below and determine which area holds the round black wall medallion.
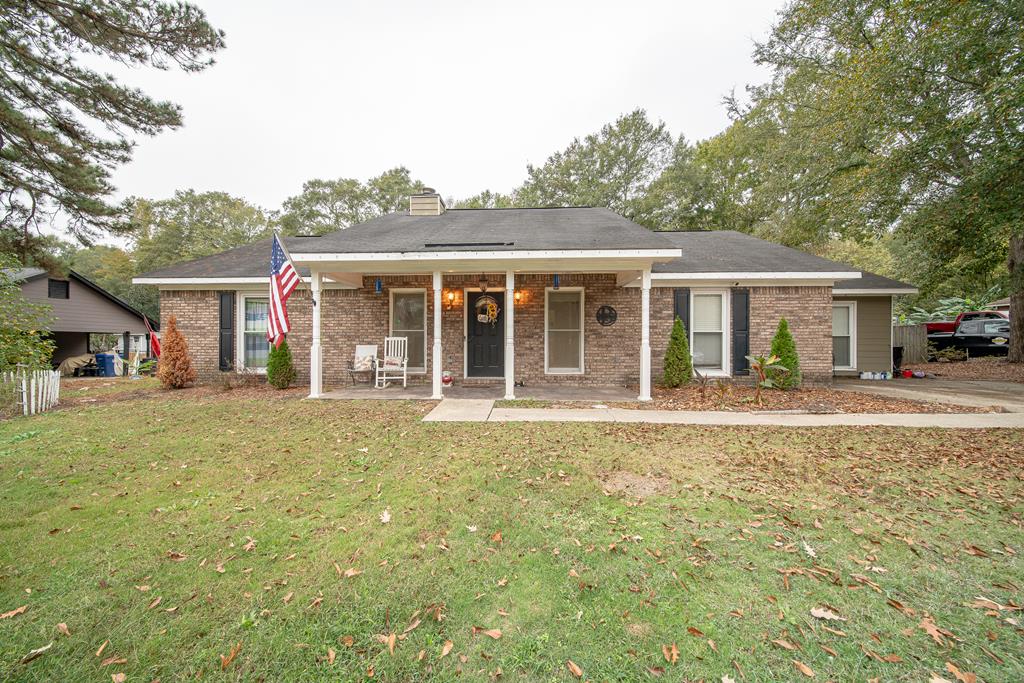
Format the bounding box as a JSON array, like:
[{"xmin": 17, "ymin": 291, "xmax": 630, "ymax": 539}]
[{"xmin": 596, "ymin": 305, "xmax": 617, "ymax": 326}]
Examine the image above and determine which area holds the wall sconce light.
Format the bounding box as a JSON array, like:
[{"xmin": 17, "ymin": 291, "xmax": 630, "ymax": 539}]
[
  {"xmin": 374, "ymin": 277, "xmax": 383, "ymax": 294},
  {"xmin": 553, "ymin": 274, "xmax": 560, "ymax": 290},
  {"xmin": 445, "ymin": 290, "xmax": 456, "ymax": 310},
  {"xmin": 479, "ymin": 275, "xmax": 488, "ymax": 292},
  {"xmin": 513, "ymin": 290, "xmax": 522, "ymax": 304}
]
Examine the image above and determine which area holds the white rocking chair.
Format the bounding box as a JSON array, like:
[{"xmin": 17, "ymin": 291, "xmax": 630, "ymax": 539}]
[
  {"xmin": 375, "ymin": 336, "xmax": 408, "ymax": 389},
  {"xmin": 347, "ymin": 344, "xmax": 378, "ymax": 385}
]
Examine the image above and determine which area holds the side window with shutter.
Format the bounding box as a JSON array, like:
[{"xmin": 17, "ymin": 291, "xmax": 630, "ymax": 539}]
[
  {"xmin": 219, "ymin": 292, "xmax": 235, "ymax": 371},
  {"xmin": 673, "ymin": 288, "xmax": 690, "ymax": 334},
  {"xmin": 731, "ymin": 288, "xmax": 750, "ymax": 375}
]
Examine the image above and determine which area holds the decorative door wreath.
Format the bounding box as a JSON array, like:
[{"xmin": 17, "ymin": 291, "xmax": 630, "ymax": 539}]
[{"xmin": 475, "ymin": 294, "xmax": 501, "ymax": 325}]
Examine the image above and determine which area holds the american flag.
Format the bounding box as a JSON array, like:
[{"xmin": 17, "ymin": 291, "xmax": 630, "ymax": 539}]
[{"xmin": 268, "ymin": 233, "xmax": 300, "ymax": 348}]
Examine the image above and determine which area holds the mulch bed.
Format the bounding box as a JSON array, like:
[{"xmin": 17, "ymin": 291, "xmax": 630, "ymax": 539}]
[
  {"xmin": 591, "ymin": 385, "xmax": 997, "ymax": 414},
  {"xmin": 903, "ymin": 356, "xmax": 1024, "ymax": 384},
  {"xmin": 58, "ymin": 378, "xmax": 308, "ymax": 409}
]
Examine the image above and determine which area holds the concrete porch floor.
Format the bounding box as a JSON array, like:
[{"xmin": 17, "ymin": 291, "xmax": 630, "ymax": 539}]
[{"xmin": 317, "ymin": 383, "xmax": 637, "ymax": 402}]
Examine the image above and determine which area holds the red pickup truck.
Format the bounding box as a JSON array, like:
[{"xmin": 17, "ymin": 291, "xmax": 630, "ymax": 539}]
[{"xmin": 925, "ymin": 310, "xmax": 1008, "ymax": 335}]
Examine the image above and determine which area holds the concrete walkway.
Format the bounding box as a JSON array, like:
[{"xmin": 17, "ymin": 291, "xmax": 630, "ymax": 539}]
[
  {"xmin": 834, "ymin": 378, "xmax": 1024, "ymax": 413},
  {"xmin": 423, "ymin": 399, "xmax": 1024, "ymax": 428},
  {"xmin": 422, "ymin": 398, "xmax": 495, "ymax": 422}
]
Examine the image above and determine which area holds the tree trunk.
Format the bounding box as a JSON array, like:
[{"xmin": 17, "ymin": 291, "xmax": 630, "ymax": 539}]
[{"xmin": 1009, "ymin": 234, "xmax": 1024, "ymax": 363}]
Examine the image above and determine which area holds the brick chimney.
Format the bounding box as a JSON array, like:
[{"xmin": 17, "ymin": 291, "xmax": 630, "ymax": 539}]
[{"xmin": 409, "ymin": 187, "xmax": 445, "ymax": 216}]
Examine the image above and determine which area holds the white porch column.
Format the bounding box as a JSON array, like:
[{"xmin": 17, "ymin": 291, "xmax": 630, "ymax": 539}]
[
  {"xmin": 504, "ymin": 270, "xmax": 515, "ymax": 400},
  {"xmin": 639, "ymin": 269, "xmax": 652, "ymax": 401},
  {"xmin": 309, "ymin": 269, "xmax": 323, "ymax": 398},
  {"xmin": 431, "ymin": 271, "xmax": 443, "ymax": 399}
]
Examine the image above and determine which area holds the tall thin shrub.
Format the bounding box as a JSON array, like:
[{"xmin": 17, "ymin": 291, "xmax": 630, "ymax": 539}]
[
  {"xmin": 266, "ymin": 338, "xmax": 296, "ymax": 389},
  {"xmin": 769, "ymin": 317, "xmax": 801, "ymax": 389},
  {"xmin": 662, "ymin": 316, "xmax": 693, "ymax": 387},
  {"xmin": 156, "ymin": 316, "xmax": 196, "ymax": 389}
]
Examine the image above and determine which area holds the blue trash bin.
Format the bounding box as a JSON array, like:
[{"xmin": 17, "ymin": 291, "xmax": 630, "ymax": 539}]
[{"xmin": 95, "ymin": 353, "xmax": 115, "ymax": 377}]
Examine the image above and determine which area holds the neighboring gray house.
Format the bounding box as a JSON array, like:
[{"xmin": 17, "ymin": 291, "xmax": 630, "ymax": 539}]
[{"xmin": 11, "ymin": 268, "xmax": 157, "ymax": 365}]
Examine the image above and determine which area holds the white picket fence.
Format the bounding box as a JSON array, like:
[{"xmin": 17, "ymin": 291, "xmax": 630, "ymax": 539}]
[{"xmin": 2, "ymin": 367, "xmax": 61, "ymax": 416}]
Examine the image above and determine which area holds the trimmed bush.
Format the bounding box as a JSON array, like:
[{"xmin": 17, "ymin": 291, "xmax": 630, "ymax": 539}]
[
  {"xmin": 156, "ymin": 316, "xmax": 197, "ymax": 389},
  {"xmin": 769, "ymin": 317, "xmax": 801, "ymax": 389},
  {"xmin": 662, "ymin": 316, "xmax": 693, "ymax": 387},
  {"xmin": 267, "ymin": 337, "xmax": 296, "ymax": 389}
]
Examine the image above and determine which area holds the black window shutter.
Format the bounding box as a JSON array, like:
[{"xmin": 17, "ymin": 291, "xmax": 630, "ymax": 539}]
[
  {"xmin": 672, "ymin": 288, "xmax": 690, "ymax": 335},
  {"xmin": 219, "ymin": 292, "xmax": 235, "ymax": 371},
  {"xmin": 731, "ymin": 288, "xmax": 750, "ymax": 375}
]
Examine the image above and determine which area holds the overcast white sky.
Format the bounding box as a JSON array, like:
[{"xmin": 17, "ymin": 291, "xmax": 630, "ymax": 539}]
[{"xmin": 107, "ymin": 0, "xmax": 786, "ymax": 213}]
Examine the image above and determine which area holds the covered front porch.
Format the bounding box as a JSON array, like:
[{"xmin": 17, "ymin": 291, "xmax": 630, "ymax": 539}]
[
  {"xmin": 318, "ymin": 382, "xmax": 638, "ymax": 402},
  {"xmin": 294, "ymin": 256, "xmax": 667, "ymax": 402}
]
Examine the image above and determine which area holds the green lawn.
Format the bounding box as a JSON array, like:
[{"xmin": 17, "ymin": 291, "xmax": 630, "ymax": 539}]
[{"xmin": 1, "ymin": 384, "xmax": 1021, "ymax": 681}]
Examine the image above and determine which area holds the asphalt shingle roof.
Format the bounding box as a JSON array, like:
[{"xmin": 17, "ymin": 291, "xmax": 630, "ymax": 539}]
[{"xmin": 294, "ymin": 207, "xmax": 674, "ymax": 253}]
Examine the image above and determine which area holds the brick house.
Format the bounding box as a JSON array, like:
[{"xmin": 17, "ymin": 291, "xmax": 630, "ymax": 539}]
[{"xmin": 135, "ymin": 190, "xmax": 916, "ymax": 399}]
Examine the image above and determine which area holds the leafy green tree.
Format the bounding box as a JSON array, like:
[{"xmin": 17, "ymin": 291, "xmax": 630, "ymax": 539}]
[
  {"xmin": 279, "ymin": 167, "xmax": 422, "ymax": 235},
  {"xmin": 768, "ymin": 318, "xmax": 801, "ymax": 389},
  {"xmin": 0, "ymin": 1, "xmax": 224, "ymax": 261},
  {"xmin": 452, "ymin": 190, "xmax": 516, "ymax": 209},
  {"xmin": 266, "ymin": 338, "xmax": 296, "ymax": 389},
  {"xmin": 516, "ymin": 110, "xmax": 672, "ymax": 224},
  {"xmin": 662, "ymin": 317, "xmax": 693, "ymax": 387},
  {"xmin": 71, "ymin": 245, "xmax": 158, "ymax": 319},
  {"xmin": 741, "ymin": 0, "xmax": 1024, "ymax": 360},
  {"xmin": 130, "ymin": 191, "xmax": 273, "ymax": 274},
  {"xmin": 0, "ymin": 257, "xmax": 55, "ymax": 370}
]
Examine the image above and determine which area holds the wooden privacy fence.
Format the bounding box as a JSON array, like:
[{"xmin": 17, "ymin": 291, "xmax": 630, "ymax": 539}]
[
  {"xmin": 2, "ymin": 367, "xmax": 61, "ymax": 416},
  {"xmin": 892, "ymin": 324, "xmax": 928, "ymax": 364}
]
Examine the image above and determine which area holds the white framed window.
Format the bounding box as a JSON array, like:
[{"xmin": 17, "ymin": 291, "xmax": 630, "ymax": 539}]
[
  {"xmin": 545, "ymin": 288, "xmax": 584, "ymax": 374},
  {"xmin": 390, "ymin": 289, "xmax": 427, "ymax": 373},
  {"xmin": 241, "ymin": 295, "xmax": 270, "ymax": 371},
  {"xmin": 832, "ymin": 301, "xmax": 857, "ymax": 370},
  {"xmin": 690, "ymin": 290, "xmax": 729, "ymax": 376}
]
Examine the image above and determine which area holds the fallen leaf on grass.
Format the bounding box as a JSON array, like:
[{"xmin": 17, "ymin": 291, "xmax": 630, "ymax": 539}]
[
  {"xmin": 772, "ymin": 638, "xmax": 799, "ymax": 651},
  {"xmin": 166, "ymin": 550, "xmax": 187, "ymax": 561},
  {"xmin": 220, "ymin": 641, "xmax": 242, "ymax": 670},
  {"xmin": 440, "ymin": 640, "xmax": 453, "ymax": 658},
  {"xmin": 56, "ymin": 623, "xmax": 70, "ymax": 636},
  {"xmin": 327, "ymin": 647, "xmax": 336, "ymax": 664},
  {"xmin": 379, "ymin": 508, "xmax": 391, "ymax": 524},
  {"xmin": 20, "ymin": 642, "xmax": 53, "ymax": 664},
  {"xmin": 793, "ymin": 660, "xmax": 815, "ymax": 677},
  {"xmin": 490, "ymin": 530, "xmax": 502, "ymax": 544},
  {"xmin": 945, "ymin": 661, "xmax": 977, "ymax": 683},
  {"xmin": 96, "ymin": 639, "xmax": 108, "ymax": 657},
  {"xmin": 1, "ymin": 604, "xmax": 27, "ymax": 619},
  {"xmin": 342, "ymin": 567, "xmax": 362, "ymax": 578},
  {"xmin": 920, "ymin": 615, "xmax": 956, "ymax": 646},
  {"xmin": 567, "ymin": 660, "xmax": 583, "ymax": 678},
  {"xmin": 810, "ymin": 606, "xmax": 846, "ymax": 622},
  {"xmin": 101, "ymin": 655, "xmax": 127, "ymax": 666},
  {"xmin": 282, "ymin": 592, "xmax": 294, "ymax": 604},
  {"xmin": 722, "ymin": 677, "xmax": 736, "ymax": 683},
  {"xmin": 147, "ymin": 596, "xmax": 161, "ymax": 609},
  {"xmin": 662, "ymin": 642, "xmax": 679, "ymax": 663},
  {"xmin": 340, "ymin": 635, "xmax": 354, "ymax": 647},
  {"xmin": 472, "ymin": 626, "xmax": 502, "ymax": 639},
  {"xmin": 686, "ymin": 626, "xmax": 704, "ymax": 637},
  {"xmin": 111, "ymin": 674, "xmax": 126, "ymax": 683}
]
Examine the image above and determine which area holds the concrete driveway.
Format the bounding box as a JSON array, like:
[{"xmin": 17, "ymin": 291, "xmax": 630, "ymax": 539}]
[{"xmin": 834, "ymin": 378, "xmax": 1024, "ymax": 413}]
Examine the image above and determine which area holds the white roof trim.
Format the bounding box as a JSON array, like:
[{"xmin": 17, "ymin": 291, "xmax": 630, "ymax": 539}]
[
  {"xmin": 651, "ymin": 271, "xmax": 861, "ymax": 280},
  {"xmin": 833, "ymin": 288, "xmax": 918, "ymax": 296},
  {"xmin": 133, "ymin": 276, "xmax": 286, "ymax": 285},
  {"xmin": 291, "ymin": 249, "xmax": 682, "ymax": 263}
]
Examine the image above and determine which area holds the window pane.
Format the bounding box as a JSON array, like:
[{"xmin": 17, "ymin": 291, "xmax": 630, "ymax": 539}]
[
  {"xmin": 402, "ymin": 331, "xmax": 425, "ymax": 369},
  {"xmin": 245, "ymin": 299, "xmax": 269, "ymax": 332},
  {"xmin": 833, "ymin": 336, "xmax": 851, "ymax": 367},
  {"xmin": 832, "ymin": 306, "xmax": 850, "ymax": 336},
  {"xmin": 245, "ymin": 332, "xmax": 269, "ymax": 368},
  {"xmin": 693, "ymin": 332, "xmax": 723, "ymax": 368},
  {"xmin": 692, "ymin": 294, "xmax": 722, "ymax": 332},
  {"xmin": 548, "ymin": 331, "xmax": 581, "ymax": 369},
  {"xmin": 548, "ymin": 292, "xmax": 581, "ymax": 329},
  {"xmin": 392, "ymin": 293, "xmax": 425, "ymax": 331}
]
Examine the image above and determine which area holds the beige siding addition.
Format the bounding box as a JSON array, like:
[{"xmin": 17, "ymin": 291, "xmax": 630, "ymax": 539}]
[{"xmin": 834, "ymin": 295, "xmax": 892, "ymax": 374}]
